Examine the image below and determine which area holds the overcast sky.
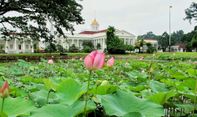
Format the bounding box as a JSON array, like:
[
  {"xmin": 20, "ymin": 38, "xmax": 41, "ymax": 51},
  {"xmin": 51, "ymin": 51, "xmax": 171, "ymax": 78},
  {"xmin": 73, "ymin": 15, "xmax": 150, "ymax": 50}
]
[{"xmin": 74, "ymin": 0, "xmax": 196, "ymax": 36}]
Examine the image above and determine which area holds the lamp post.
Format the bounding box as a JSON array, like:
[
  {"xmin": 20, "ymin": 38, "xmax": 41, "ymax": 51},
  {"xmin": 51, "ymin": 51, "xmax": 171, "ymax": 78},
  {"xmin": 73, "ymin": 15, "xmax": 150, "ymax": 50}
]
[{"xmin": 169, "ymin": 5, "xmax": 172, "ymax": 52}]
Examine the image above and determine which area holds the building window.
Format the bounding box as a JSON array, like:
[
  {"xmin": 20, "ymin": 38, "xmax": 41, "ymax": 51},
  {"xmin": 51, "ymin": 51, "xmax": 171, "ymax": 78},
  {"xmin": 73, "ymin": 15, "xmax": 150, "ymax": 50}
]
[
  {"xmin": 10, "ymin": 44, "xmax": 13, "ymax": 49},
  {"xmin": 18, "ymin": 45, "xmax": 22, "ymax": 50}
]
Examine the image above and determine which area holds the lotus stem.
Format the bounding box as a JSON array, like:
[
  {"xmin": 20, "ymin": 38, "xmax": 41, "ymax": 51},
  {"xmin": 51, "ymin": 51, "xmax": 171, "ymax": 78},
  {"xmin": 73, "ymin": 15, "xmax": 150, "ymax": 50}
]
[
  {"xmin": 84, "ymin": 70, "xmax": 92, "ymax": 117},
  {"xmin": 1, "ymin": 98, "xmax": 5, "ymax": 113}
]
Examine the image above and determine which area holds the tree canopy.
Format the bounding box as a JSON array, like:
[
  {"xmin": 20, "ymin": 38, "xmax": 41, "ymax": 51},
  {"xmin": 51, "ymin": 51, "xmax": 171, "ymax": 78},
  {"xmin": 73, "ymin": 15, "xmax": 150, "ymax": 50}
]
[
  {"xmin": 106, "ymin": 26, "xmax": 126, "ymax": 54},
  {"xmin": 0, "ymin": 0, "xmax": 84, "ymax": 41},
  {"xmin": 185, "ymin": 2, "xmax": 197, "ymax": 23},
  {"xmin": 138, "ymin": 31, "xmax": 158, "ymax": 39}
]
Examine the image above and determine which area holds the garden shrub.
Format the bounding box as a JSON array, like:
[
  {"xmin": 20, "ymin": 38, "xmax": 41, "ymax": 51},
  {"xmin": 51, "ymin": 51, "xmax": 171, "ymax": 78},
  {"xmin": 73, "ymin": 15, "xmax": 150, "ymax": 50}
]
[
  {"xmin": 82, "ymin": 41, "xmax": 94, "ymax": 52},
  {"xmin": 106, "ymin": 26, "xmax": 126, "ymax": 54},
  {"xmin": 69, "ymin": 44, "xmax": 79, "ymax": 53}
]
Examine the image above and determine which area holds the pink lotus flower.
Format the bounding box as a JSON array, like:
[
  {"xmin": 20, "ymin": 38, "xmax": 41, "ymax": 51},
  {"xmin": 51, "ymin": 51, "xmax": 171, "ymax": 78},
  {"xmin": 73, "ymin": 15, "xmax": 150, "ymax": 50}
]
[
  {"xmin": 48, "ymin": 59, "xmax": 54, "ymax": 64},
  {"xmin": 107, "ymin": 57, "xmax": 115, "ymax": 67},
  {"xmin": 84, "ymin": 50, "xmax": 105, "ymax": 70},
  {"xmin": 0, "ymin": 81, "xmax": 9, "ymax": 98}
]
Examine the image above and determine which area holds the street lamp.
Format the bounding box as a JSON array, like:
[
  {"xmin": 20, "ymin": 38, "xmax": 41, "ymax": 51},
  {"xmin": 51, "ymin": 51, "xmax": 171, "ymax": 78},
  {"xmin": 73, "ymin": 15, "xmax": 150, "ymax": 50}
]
[{"xmin": 169, "ymin": 5, "xmax": 172, "ymax": 52}]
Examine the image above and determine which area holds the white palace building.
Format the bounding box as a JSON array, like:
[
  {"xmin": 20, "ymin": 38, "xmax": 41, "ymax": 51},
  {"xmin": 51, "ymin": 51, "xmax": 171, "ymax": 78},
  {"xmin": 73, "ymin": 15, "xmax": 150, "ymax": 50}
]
[
  {"xmin": 0, "ymin": 19, "xmax": 136, "ymax": 53},
  {"xmin": 56, "ymin": 19, "xmax": 136, "ymax": 51}
]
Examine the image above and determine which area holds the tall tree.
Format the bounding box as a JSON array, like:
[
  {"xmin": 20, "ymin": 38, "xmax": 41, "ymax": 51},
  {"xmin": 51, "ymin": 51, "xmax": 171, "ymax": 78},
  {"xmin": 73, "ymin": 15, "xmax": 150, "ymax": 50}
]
[
  {"xmin": 171, "ymin": 30, "xmax": 184, "ymax": 45},
  {"xmin": 191, "ymin": 28, "xmax": 197, "ymax": 51},
  {"xmin": 135, "ymin": 38, "xmax": 145, "ymax": 53},
  {"xmin": 106, "ymin": 26, "xmax": 125, "ymax": 54},
  {"xmin": 138, "ymin": 31, "xmax": 158, "ymax": 39},
  {"xmin": 82, "ymin": 40, "xmax": 94, "ymax": 52},
  {"xmin": 0, "ymin": 0, "xmax": 84, "ymax": 41},
  {"xmin": 185, "ymin": 2, "xmax": 197, "ymax": 23},
  {"xmin": 106, "ymin": 26, "xmax": 116, "ymax": 51},
  {"xmin": 158, "ymin": 32, "xmax": 169, "ymax": 52}
]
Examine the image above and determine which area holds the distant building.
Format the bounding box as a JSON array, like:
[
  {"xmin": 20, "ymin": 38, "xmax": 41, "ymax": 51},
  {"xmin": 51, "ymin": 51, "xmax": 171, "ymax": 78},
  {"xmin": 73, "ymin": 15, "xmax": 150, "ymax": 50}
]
[
  {"xmin": 144, "ymin": 39, "xmax": 158, "ymax": 49},
  {"xmin": 0, "ymin": 33, "xmax": 37, "ymax": 54},
  {"xmin": 142, "ymin": 39, "xmax": 158, "ymax": 52},
  {"xmin": 171, "ymin": 43, "xmax": 186, "ymax": 52},
  {"xmin": 0, "ymin": 19, "xmax": 136, "ymax": 53},
  {"xmin": 56, "ymin": 19, "xmax": 137, "ymax": 51}
]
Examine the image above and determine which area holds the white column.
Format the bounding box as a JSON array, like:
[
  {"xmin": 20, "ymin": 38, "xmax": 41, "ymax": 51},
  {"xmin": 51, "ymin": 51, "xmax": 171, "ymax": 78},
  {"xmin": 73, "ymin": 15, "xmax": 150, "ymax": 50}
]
[
  {"xmin": 31, "ymin": 39, "xmax": 34, "ymax": 53},
  {"xmin": 130, "ymin": 39, "xmax": 132, "ymax": 45},
  {"xmin": 5, "ymin": 39, "xmax": 8, "ymax": 53},
  {"xmin": 23, "ymin": 39, "xmax": 25, "ymax": 53},
  {"xmin": 14, "ymin": 38, "xmax": 17, "ymax": 53},
  {"xmin": 94, "ymin": 40, "xmax": 96, "ymax": 47},
  {"xmin": 77, "ymin": 39, "xmax": 79, "ymax": 48},
  {"xmin": 103, "ymin": 39, "xmax": 104, "ymax": 50},
  {"xmin": 103, "ymin": 38, "xmax": 106, "ymax": 49}
]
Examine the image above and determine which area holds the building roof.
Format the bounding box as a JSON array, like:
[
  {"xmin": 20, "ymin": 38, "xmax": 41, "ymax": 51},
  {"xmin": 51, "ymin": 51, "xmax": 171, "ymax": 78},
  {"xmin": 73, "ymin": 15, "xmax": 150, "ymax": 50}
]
[
  {"xmin": 173, "ymin": 43, "xmax": 186, "ymax": 49},
  {"xmin": 79, "ymin": 29, "xmax": 107, "ymax": 35},
  {"xmin": 144, "ymin": 39, "xmax": 158, "ymax": 43}
]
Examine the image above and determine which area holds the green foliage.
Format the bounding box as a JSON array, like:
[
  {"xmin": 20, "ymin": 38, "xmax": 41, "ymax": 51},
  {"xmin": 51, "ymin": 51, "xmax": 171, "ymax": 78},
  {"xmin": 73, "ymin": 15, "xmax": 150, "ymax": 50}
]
[
  {"xmin": 125, "ymin": 45, "xmax": 134, "ymax": 52},
  {"xmin": 82, "ymin": 41, "xmax": 94, "ymax": 53},
  {"xmin": 96, "ymin": 43, "xmax": 101, "ymax": 49},
  {"xmin": 139, "ymin": 30, "xmax": 186, "ymax": 52},
  {"xmin": 56, "ymin": 44, "xmax": 65, "ymax": 53},
  {"xmin": 192, "ymin": 32, "xmax": 197, "ymax": 51},
  {"xmin": 138, "ymin": 31, "xmax": 158, "ymax": 39},
  {"xmin": 171, "ymin": 30, "xmax": 184, "ymax": 45},
  {"xmin": 45, "ymin": 43, "xmax": 57, "ymax": 53},
  {"xmin": 31, "ymin": 101, "xmax": 96, "ymax": 117},
  {"xmin": 0, "ymin": 0, "xmax": 83, "ymax": 42},
  {"xmin": 135, "ymin": 38, "xmax": 145, "ymax": 53},
  {"xmin": 57, "ymin": 79, "xmax": 86, "ymax": 105},
  {"xmin": 106, "ymin": 26, "xmax": 126, "ymax": 54},
  {"xmin": 69, "ymin": 44, "xmax": 79, "ymax": 53},
  {"xmin": 0, "ymin": 57, "xmax": 197, "ymax": 116},
  {"xmin": 158, "ymin": 32, "xmax": 169, "ymax": 52},
  {"xmin": 98, "ymin": 90, "xmax": 164, "ymax": 117},
  {"xmin": 185, "ymin": 2, "xmax": 197, "ymax": 23},
  {"xmin": 146, "ymin": 43, "xmax": 156, "ymax": 53},
  {"xmin": 0, "ymin": 97, "xmax": 35, "ymax": 117},
  {"xmin": 148, "ymin": 91, "xmax": 176, "ymax": 105}
]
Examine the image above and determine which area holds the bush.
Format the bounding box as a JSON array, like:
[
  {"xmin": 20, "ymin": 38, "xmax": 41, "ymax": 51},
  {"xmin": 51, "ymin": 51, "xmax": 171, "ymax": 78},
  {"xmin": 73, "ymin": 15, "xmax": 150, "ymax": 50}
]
[
  {"xmin": 56, "ymin": 44, "xmax": 65, "ymax": 53},
  {"xmin": 0, "ymin": 49, "xmax": 5, "ymax": 53},
  {"xmin": 192, "ymin": 32, "xmax": 197, "ymax": 51},
  {"xmin": 96, "ymin": 43, "xmax": 101, "ymax": 49},
  {"xmin": 106, "ymin": 27, "xmax": 126, "ymax": 54},
  {"xmin": 146, "ymin": 47, "xmax": 156, "ymax": 53},
  {"xmin": 45, "ymin": 43, "xmax": 56, "ymax": 53},
  {"xmin": 125, "ymin": 45, "xmax": 134, "ymax": 52},
  {"xmin": 69, "ymin": 44, "xmax": 79, "ymax": 53},
  {"xmin": 108, "ymin": 37, "xmax": 126, "ymax": 54},
  {"xmin": 83, "ymin": 46, "xmax": 94, "ymax": 53},
  {"xmin": 82, "ymin": 41, "xmax": 94, "ymax": 52},
  {"xmin": 146, "ymin": 43, "xmax": 156, "ymax": 53}
]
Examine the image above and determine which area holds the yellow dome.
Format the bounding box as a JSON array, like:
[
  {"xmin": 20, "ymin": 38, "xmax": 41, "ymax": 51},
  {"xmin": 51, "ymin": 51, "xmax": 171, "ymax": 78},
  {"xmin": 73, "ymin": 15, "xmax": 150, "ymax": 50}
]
[{"xmin": 91, "ymin": 19, "xmax": 99, "ymax": 25}]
